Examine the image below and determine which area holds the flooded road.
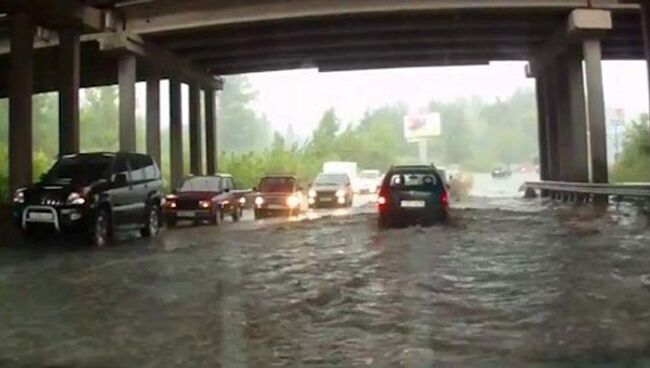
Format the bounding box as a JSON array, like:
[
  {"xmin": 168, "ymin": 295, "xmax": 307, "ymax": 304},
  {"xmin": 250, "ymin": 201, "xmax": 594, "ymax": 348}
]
[{"xmin": 1, "ymin": 185, "xmax": 650, "ymax": 367}]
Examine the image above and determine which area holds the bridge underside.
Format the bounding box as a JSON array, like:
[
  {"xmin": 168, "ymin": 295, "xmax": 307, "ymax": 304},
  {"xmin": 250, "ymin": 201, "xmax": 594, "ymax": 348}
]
[{"xmin": 0, "ymin": 0, "xmax": 649, "ymax": 198}]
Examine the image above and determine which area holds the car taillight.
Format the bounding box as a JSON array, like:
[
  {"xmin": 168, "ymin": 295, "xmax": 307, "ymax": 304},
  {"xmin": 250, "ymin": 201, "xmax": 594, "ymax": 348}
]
[
  {"xmin": 440, "ymin": 191, "xmax": 449, "ymax": 207},
  {"xmin": 377, "ymin": 187, "xmax": 388, "ymax": 211},
  {"xmin": 377, "ymin": 196, "xmax": 386, "ymax": 205}
]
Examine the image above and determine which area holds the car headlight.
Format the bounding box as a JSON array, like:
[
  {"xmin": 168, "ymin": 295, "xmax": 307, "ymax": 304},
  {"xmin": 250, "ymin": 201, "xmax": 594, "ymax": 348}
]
[
  {"xmin": 335, "ymin": 189, "xmax": 346, "ymax": 197},
  {"xmin": 199, "ymin": 200, "xmax": 211, "ymax": 208},
  {"xmin": 286, "ymin": 195, "xmax": 300, "ymax": 208},
  {"xmin": 13, "ymin": 189, "xmax": 25, "ymax": 204},
  {"xmin": 255, "ymin": 196, "xmax": 264, "ymax": 206},
  {"xmin": 66, "ymin": 192, "xmax": 86, "ymax": 205},
  {"xmin": 308, "ymin": 190, "xmax": 317, "ymax": 198},
  {"xmin": 239, "ymin": 197, "xmax": 246, "ymax": 205}
]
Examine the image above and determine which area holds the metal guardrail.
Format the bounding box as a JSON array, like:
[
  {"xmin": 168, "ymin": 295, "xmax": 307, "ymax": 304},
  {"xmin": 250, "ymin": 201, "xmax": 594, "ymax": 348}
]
[{"xmin": 524, "ymin": 181, "xmax": 650, "ymax": 198}]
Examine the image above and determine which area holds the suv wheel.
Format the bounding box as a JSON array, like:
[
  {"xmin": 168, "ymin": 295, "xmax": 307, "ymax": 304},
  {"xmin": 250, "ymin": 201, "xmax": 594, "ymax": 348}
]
[
  {"xmin": 141, "ymin": 205, "xmax": 160, "ymax": 238},
  {"xmin": 90, "ymin": 209, "xmax": 111, "ymax": 247}
]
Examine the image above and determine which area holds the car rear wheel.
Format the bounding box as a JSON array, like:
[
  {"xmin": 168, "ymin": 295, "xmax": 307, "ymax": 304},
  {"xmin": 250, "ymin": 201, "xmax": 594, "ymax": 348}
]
[
  {"xmin": 140, "ymin": 205, "xmax": 160, "ymax": 238},
  {"xmin": 166, "ymin": 217, "xmax": 177, "ymax": 228},
  {"xmin": 231, "ymin": 208, "xmax": 240, "ymax": 222},
  {"xmin": 378, "ymin": 214, "xmax": 391, "ymax": 229},
  {"xmin": 210, "ymin": 207, "xmax": 221, "ymax": 226},
  {"xmin": 90, "ymin": 208, "xmax": 111, "ymax": 247}
]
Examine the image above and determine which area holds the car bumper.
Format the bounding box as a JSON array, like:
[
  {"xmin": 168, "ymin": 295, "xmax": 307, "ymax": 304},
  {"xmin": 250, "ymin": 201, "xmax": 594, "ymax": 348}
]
[
  {"xmin": 381, "ymin": 206, "xmax": 448, "ymax": 222},
  {"xmin": 13, "ymin": 205, "xmax": 89, "ymax": 232}
]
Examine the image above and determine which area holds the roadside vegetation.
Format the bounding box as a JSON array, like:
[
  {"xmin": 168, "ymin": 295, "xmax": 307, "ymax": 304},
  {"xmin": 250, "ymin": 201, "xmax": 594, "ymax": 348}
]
[
  {"xmin": 611, "ymin": 117, "xmax": 650, "ymax": 183},
  {"xmin": 1, "ymin": 75, "xmax": 646, "ymax": 198}
]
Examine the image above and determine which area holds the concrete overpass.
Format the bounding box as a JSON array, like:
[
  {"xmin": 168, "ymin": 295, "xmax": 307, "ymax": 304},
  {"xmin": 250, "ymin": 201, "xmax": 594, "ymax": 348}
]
[{"xmin": 0, "ymin": 0, "xmax": 649, "ymax": 197}]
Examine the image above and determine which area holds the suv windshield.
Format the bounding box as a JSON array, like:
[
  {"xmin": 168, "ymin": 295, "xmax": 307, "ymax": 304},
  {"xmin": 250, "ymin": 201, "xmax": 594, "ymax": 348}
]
[
  {"xmin": 314, "ymin": 174, "xmax": 348, "ymax": 185},
  {"xmin": 43, "ymin": 155, "xmax": 113, "ymax": 185},
  {"xmin": 389, "ymin": 171, "xmax": 440, "ymax": 190},
  {"xmin": 180, "ymin": 177, "xmax": 221, "ymax": 192},
  {"xmin": 259, "ymin": 177, "xmax": 295, "ymax": 193}
]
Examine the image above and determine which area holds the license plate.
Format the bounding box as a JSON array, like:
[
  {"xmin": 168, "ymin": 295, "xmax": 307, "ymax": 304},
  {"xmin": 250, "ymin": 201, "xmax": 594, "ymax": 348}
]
[
  {"xmin": 320, "ymin": 197, "xmax": 333, "ymax": 202},
  {"xmin": 267, "ymin": 204, "xmax": 284, "ymax": 210},
  {"xmin": 28, "ymin": 212, "xmax": 54, "ymax": 221},
  {"xmin": 177, "ymin": 211, "xmax": 195, "ymax": 218},
  {"xmin": 401, "ymin": 200, "xmax": 425, "ymax": 208}
]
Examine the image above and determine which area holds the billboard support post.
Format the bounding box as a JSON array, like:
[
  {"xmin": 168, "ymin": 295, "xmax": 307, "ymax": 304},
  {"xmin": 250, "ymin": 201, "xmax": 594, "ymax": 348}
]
[{"xmin": 418, "ymin": 139, "xmax": 428, "ymax": 164}]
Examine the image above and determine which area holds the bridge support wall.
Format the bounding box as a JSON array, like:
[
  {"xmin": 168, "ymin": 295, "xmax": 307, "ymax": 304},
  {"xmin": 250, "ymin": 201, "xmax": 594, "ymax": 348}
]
[
  {"xmin": 189, "ymin": 84, "xmax": 203, "ymax": 175},
  {"xmin": 8, "ymin": 13, "xmax": 35, "ymax": 197},
  {"xmin": 146, "ymin": 74, "xmax": 162, "ymax": 167},
  {"xmin": 118, "ymin": 53, "xmax": 137, "ymax": 152},
  {"xmin": 58, "ymin": 29, "xmax": 81, "ymax": 156},
  {"xmin": 205, "ymin": 89, "xmax": 217, "ymax": 174},
  {"xmin": 169, "ymin": 78, "xmax": 184, "ymax": 190}
]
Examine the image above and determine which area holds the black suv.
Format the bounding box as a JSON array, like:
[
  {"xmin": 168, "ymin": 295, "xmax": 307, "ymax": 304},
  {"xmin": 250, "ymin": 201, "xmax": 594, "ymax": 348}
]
[
  {"xmin": 377, "ymin": 165, "xmax": 449, "ymax": 228},
  {"xmin": 12, "ymin": 152, "xmax": 164, "ymax": 247}
]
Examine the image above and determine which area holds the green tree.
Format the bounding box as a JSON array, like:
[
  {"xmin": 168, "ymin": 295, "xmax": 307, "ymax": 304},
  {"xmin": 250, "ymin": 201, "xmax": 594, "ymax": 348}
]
[
  {"xmin": 612, "ymin": 119, "xmax": 650, "ymax": 182},
  {"xmin": 218, "ymin": 76, "xmax": 271, "ymax": 153}
]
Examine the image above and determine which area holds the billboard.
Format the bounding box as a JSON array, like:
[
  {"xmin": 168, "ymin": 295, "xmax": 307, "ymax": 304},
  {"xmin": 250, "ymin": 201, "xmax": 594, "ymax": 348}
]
[{"xmin": 403, "ymin": 113, "xmax": 441, "ymax": 141}]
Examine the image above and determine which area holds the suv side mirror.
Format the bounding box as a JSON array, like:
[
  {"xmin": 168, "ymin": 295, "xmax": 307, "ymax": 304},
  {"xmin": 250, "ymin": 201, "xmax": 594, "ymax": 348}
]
[
  {"xmin": 113, "ymin": 173, "xmax": 128, "ymax": 186},
  {"xmin": 224, "ymin": 188, "xmax": 230, "ymax": 193},
  {"xmin": 252, "ymin": 187, "xmax": 257, "ymax": 192}
]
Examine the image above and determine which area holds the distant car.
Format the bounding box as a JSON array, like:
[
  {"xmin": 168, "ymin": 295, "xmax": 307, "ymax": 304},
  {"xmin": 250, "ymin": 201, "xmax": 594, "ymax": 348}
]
[
  {"xmin": 253, "ymin": 175, "xmax": 303, "ymax": 219},
  {"xmin": 358, "ymin": 169, "xmax": 382, "ymax": 194},
  {"xmin": 491, "ymin": 165, "xmax": 512, "ymax": 178},
  {"xmin": 163, "ymin": 174, "xmax": 245, "ymax": 227},
  {"xmin": 12, "ymin": 152, "xmax": 164, "ymax": 247},
  {"xmin": 308, "ymin": 173, "xmax": 354, "ymax": 208},
  {"xmin": 377, "ymin": 165, "xmax": 449, "ymax": 228}
]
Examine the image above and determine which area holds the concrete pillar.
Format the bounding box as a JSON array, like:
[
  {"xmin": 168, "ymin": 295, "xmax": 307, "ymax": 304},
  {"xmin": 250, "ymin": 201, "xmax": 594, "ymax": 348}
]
[
  {"xmin": 169, "ymin": 78, "xmax": 183, "ymax": 189},
  {"xmin": 118, "ymin": 53, "xmax": 136, "ymax": 152},
  {"xmin": 9, "ymin": 13, "xmax": 35, "ymax": 195},
  {"xmin": 58, "ymin": 28, "xmax": 80, "ymax": 155},
  {"xmin": 552, "ymin": 56, "xmax": 573, "ymax": 182},
  {"xmin": 535, "ymin": 74, "xmax": 550, "ymax": 183},
  {"xmin": 146, "ymin": 75, "xmax": 161, "ymax": 167},
  {"xmin": 189, "ymin": 84, "xmax": 203, "ymax": 175},
  {"xmin": 583, "ymin": 38, "xmax": 608, "ymax": 184},
  {"xmin": 544, "ymin": 64, "xmax": 561, "ymax": 182},
  {"xmin": 205, "ymin": 89, "xmax": 217, "ymax": 174},
  {"xmin": 565, "ymin": 50, "xmax": 589, "ymax": 183},
  {"xmin": 641, "ymin": 0, "xmax": 650, "ymax": 115}
]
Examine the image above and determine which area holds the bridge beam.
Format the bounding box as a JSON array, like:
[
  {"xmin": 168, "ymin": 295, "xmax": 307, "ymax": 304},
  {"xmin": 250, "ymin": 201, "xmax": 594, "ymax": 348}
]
[
  {"xmin": 8, "ymin": 12, "xmax": 34, "ymax": 197},
  {"xmin": 58, "ymin": 28, "xmax": 80, "ymax": 155},
  {"xmin": 189, "ymin": 84, "xmax": 203, "ymax": 175},
  {"xmin": 169, "ymin": 78, "xmax": 183, "ymax": 190},
  {"xmin": 204, "ymin": 89, "xmax": 217, "ymax": 175}
]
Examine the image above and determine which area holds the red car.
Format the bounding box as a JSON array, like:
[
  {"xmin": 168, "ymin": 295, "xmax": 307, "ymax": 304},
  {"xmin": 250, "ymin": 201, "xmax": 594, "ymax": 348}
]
[{"xmin": 163, "ymin": 174, "xmax": 245, "ymax": 227}]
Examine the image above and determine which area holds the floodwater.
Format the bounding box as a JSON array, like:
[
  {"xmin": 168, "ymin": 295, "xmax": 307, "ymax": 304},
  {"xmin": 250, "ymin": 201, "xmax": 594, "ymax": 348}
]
[{"xmin": 1, "ymin": 173, "xmax": 650, "ymax": 367}]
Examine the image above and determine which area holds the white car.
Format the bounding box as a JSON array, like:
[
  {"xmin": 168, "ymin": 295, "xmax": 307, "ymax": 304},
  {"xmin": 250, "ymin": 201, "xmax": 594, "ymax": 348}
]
[{"xmin": 357, "ymin": 170, "xmax": 382, "ymax": 194}]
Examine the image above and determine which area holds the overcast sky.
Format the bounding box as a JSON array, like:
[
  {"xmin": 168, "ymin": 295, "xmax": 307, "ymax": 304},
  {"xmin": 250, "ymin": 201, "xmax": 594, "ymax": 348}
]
[{"xmin": 140, "ymin": 61, "xmax": 649, "ymax": 138}]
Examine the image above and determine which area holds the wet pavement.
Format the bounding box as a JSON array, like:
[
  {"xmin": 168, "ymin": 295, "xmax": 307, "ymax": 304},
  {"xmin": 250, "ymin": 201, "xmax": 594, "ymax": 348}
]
[{"xmin": 1, "ymin": 179, "xmax": 650, "ymax": 367}]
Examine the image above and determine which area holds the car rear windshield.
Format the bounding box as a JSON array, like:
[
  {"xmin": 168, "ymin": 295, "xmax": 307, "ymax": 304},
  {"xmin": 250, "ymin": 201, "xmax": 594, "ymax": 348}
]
[
  {"xmin": 314, "ymin": 174, "xmax": 348, "ymax": 185},
  {"xmin": 259, "ymin": 177, "xmax": 295, "ymax": 193},
  {"xmin": 388, "ymin": 171, "xmax": 441, "ymax": 190},
  {"xmin": 44, "ymin": 156, "xmax": 113, "ymax": 185},
  {"xmin": 180, "ymin": 177, "xmax": 221, "ymax": 192}
]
